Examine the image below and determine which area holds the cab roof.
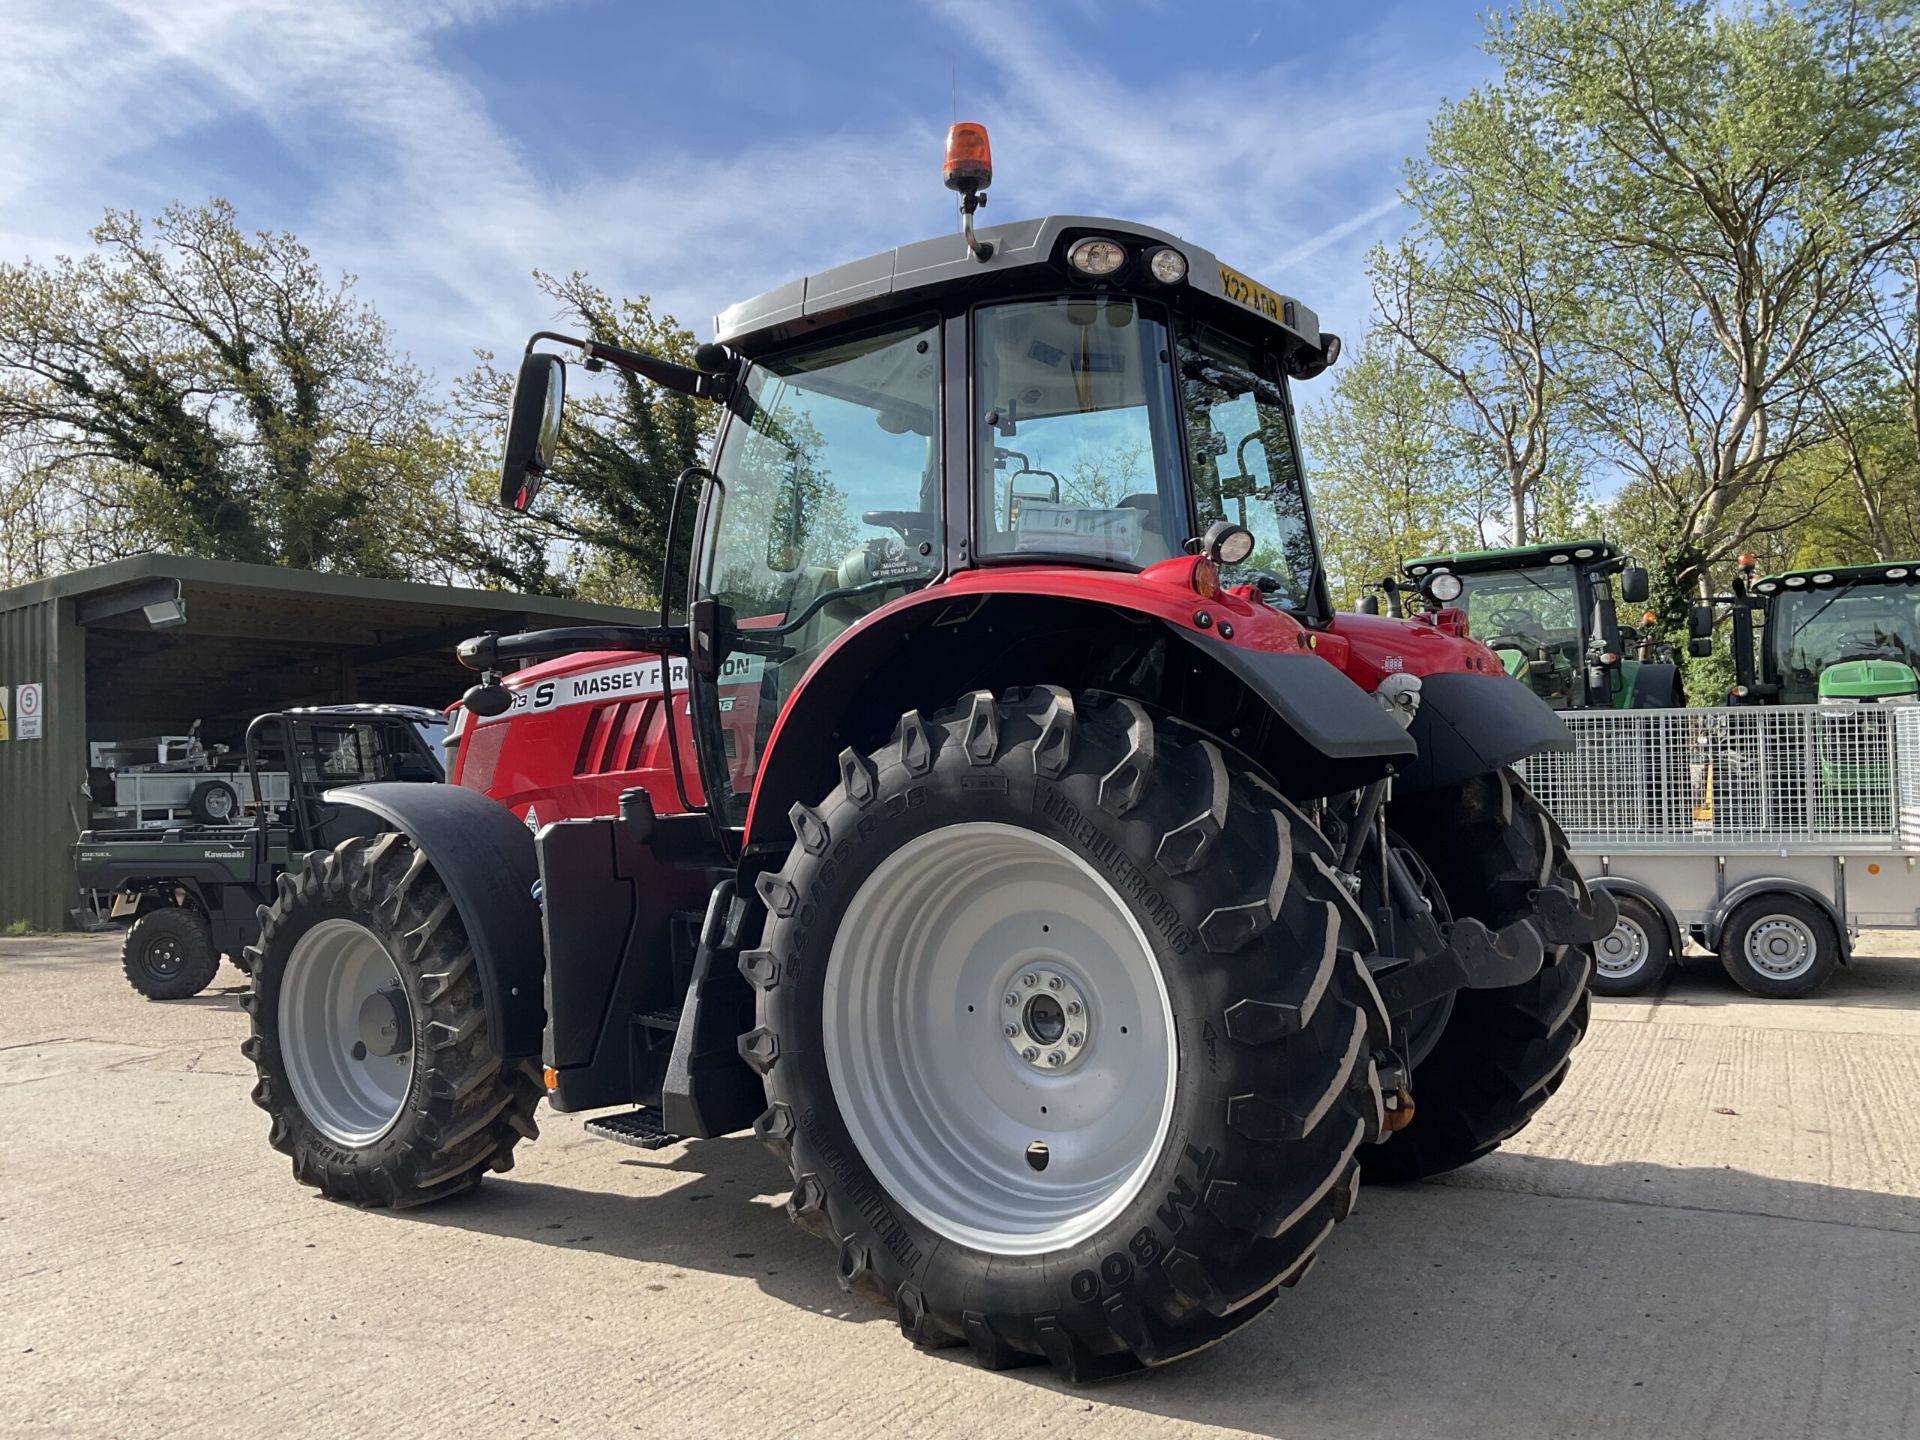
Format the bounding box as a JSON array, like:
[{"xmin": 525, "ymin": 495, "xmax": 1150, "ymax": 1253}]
[
  {"xmin": 712, "ymin": 214, "xmax": 1327, "ymax": 360},
  {"xmin": 1405, "ymin": 539, "xmax": 1619, "ymax": 575},
  {"xmin": 1752, "ymin": 560, "xmax": 1920, "ymax": 594}
]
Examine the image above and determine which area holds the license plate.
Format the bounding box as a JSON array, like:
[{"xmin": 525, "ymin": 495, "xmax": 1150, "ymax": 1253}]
[{"xmin": 1217, "ymin": 263, "xmax": 1287, "ymax": 325}]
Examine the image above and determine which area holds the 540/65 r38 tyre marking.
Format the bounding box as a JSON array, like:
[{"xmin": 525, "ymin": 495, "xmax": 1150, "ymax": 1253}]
[{"xmin": 742, "ymin": 687, "xmax": 1389, "ymax": 1380}]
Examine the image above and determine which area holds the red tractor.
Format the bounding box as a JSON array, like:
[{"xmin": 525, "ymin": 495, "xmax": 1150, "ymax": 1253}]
[{"xmin": 240, "ymin": 128, "xmax": 1609, "ymax": 1380}]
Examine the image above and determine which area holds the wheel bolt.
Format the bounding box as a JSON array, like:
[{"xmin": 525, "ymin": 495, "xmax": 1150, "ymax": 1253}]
[
  {"xmin": 1067, "ymin": 1032, "xmax": 1083, "ymax": 1047},
  {"xmin": 1021, "ymin": 1047, "xmax": 1039, "ymax": 1062},
  {"xmin": 1047, "ymin": 976, "xmax": 1063, "ymax": 991},
  {"xmin": 1047, "ymin": 1051, "xmax": 1065, "ymax": 1067},
  {"xmin": 1023, "ymin": 973, "xmax": 1038, "ymax": 987},
  {"xmin": 1004, "ymin": 1024, "xmax": 1019, "ymax": 1038},
  {"xmin": 1005, "ymin": 993, "xmax": 1018, "ymax": 1007},
  {"xmin": 1065, "ymin": 1000, "xmax": 1082, "ymax": 1016}
]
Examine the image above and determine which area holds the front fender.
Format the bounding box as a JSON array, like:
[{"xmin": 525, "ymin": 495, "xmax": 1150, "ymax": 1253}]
[
  {"xmin": 740, "ymin": 583, "xmax": 1416, "ymax": 848},
  {"xmin": 324, "ymin": 783, "xmax": 547, "ymax": 1058},
  {"xmin": 1399, "ymin": 670, "xmax": 1574, "ymax": 792}
]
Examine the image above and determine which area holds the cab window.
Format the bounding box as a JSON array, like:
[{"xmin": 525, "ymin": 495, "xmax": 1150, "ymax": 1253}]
[
  {"xmin": 1177, "ymin": 328, "xmax": 1319, "ymax": 610},
  {"xmin": 973, "ymin": 297, "xmax": 1185, "ymax": 567}
]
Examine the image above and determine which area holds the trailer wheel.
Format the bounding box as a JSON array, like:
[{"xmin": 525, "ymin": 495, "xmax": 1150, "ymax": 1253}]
[
  {"xmin": 1361, "ymin": 769, "xmax": 1595, "ymax": 1183},
  {"xmin": 241, "ymin": 833, "xmax": 542, "ymax": 1206},
  {"xmin": 1589, "ymin": 892, "xmax": 1672, "ymax": 997},
  {"xmin": 188, "ymin": 779, "xmax": 241, "ymax": 824},
  {"xmin": 743, "ymin": 689, "xmax": 1387, "ymax": 1380},
  {"xmin": 1718, "ymin": 894, "xmax": 1840, "ymax": 999},
  {"xmin": 122, "ymin": 906, "xmax": 221, "ymax": 1000}
]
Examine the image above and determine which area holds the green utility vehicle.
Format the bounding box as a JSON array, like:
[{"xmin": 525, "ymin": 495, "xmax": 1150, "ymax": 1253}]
[
  {"xmin": 1393, "ymin": 540, "xmax": 1680, "ymax": 711},
  {"xmin": 73, "ymin": 707, "xmax": 444, "ymax": 999}
]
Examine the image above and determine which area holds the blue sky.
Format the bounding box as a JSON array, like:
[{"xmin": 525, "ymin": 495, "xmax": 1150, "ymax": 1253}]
[{"xmin": 0, "ymin": 0, "xmax": 1501, "ymax": 391}]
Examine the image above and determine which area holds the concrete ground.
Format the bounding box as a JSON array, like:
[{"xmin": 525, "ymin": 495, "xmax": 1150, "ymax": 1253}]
[{"xmin": 2, "ymin": 935, "xmax": 1917, "ymax": 1440}]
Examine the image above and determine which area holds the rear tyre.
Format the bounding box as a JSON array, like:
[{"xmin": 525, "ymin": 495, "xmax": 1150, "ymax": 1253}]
[
  {"xmin": 1589, "ymin": 892, "xmax": 1672, "ymax": 997},
  {"xmin": 241, "ymin": 833, "xmax": 542, "ymax": 1206},
  {"xmin": 744, "ymin": 688, "xmax": 1389, "ymax": 1380},
  {"xmin": 122, "ymin": 906, "xmax": 221, "ymax": 1000},
  {"xmin": 1718, "ymin": 894, "xmax": 1840, "ymax": 999},
  {"xmin": 1361, "ymin": 769, "xmax": 1595, "ymax": 1183}
]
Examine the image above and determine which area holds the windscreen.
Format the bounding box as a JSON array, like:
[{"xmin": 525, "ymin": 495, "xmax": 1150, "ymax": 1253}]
[
  {"xmin": 1456, "ymin": 567, "xmax": 1583, "ymax": 706},
  {"xmin": 1768, "ymin": 584, "xmax": 1920, "ymax": 703}
]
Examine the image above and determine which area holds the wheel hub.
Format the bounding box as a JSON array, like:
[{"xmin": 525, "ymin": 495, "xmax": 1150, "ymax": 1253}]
[
  {"xmin": 279, "ymin": 918, "xmax": 415, "ymax": 1146},
  {"xmin": 1003, "ymin": 964, "xmax": 1089, "ymax": 1072},
  {"xmin": 1596, "ymin": 916, "xmax": 1649, "ymax": 977},
  {"xmin": 1746, "ymin": 917, "xmax": 1815, "ymax": 978},
  {"xmin": 823, "ymin": 822, "xmax": 1176, "ymax": 1255}
]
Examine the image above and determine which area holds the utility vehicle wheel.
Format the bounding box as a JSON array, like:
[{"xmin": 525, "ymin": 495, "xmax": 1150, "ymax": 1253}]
[
  {"xmin": 241, "ymin": 833, "xmax": 541, "ymax": 1206},
  {"xmin": 122, "ymin": 906, "xmax": 221, "ymax": 1000},
  {"xmin": 1361, "ymin": 769, "xmax": 1596, "ymax": 1183},
  {"xmin": 743, "ymin": 688, "xmax": 1389, "ymax": 1380},
  {"xmin": 1718, "ymin": 894, "xmax": 1840, "ymax": 999},
  {"xmin": 188, "ymin": 779, "xmax": 240, "ymax": 824},
  {"xmin": 1589, "ymin": 893, "xmax": 1672, "ymax": 998}
]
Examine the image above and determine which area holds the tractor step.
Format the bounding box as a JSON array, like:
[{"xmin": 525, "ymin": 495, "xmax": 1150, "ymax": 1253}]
[{"xmin": 584, "ymin": 1107, "xmax": 682, "ymax": 1150}]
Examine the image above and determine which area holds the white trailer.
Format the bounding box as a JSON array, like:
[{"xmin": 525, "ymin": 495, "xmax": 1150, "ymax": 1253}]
[{"xmin": 1518, "ymin": 704, "xmax": 1920, "ymax": 997}]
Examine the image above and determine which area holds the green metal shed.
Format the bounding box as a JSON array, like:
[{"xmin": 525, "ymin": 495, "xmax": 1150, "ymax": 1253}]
[{"xmin": 0, "ymin": 554, "xmax": 649, "ymax": 931}]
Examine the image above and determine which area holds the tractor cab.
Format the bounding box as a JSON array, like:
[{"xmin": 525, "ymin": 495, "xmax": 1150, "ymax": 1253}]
[
  {"xmin": 1738, "ymin": 562, "xmax": 1920, "ymax": 705},
  {"xmin": 1399, "ymin": 541, "xmax": 1674, "ymax": 710}
]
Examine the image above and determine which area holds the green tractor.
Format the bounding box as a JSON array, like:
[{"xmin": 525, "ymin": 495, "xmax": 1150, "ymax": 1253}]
[
  {"xmin": 1386, "ymin": 540, "xmax": 1681, "ymax": 711},
  {"xmin": 1693, "ymin": 558, "xmax": 1920, "ymax": 706}
]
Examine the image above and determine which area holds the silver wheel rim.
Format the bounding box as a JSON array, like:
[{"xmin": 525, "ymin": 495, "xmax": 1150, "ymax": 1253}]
[
  {"xmin": 1743, "ymin": 915, "xmax": 1818, "ymax": 981},
  {"xmin": 205, "ymin": 788, "xmax": 234, "ymax": 820},
  {"xmin": 279, "ymin": 918, "xmax": 414, "ymax": 1146},
  {"xmin": 1595, "ymin": 914, "xmax": 1651, "ymax": 980},
  {"xmin": 823, "ymin": 822, "xmax": 1177, "ymax": 1255}
]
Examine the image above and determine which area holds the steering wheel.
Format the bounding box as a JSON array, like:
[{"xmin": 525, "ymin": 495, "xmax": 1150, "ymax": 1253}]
[
  {"xmin": 1834, "ymin": 628, "xmax": 1899, "ymax": 662},
  {"xmin": 1485, "ymin": 605, "xmax": 1545, "ymax": 643}
]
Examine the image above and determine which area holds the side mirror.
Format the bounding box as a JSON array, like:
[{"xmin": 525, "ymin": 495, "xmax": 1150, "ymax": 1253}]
[
  {"xmin": 1620, "ymin": 565, "xmax": 1650, "ymax": 604},
  {"xmin": 1688, "ymin": 636, "xmax": 1713, "ymax": 659},
  {"xmin": 499, "ymin": 354, "xmax": 567, "ymax": 510},
  {"xmin": 1687, "ymin": 604, "xmax": 1714, "ymax": 641},
  {"xmin": 1356, "ymin": 594, "xmax": 1381, "ymax": 615}
]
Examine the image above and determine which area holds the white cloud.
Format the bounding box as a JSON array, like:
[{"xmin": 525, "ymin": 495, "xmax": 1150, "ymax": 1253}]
[{"xmin": 0, "ymin": 0, "xmax": 1489, "ymax": 387}]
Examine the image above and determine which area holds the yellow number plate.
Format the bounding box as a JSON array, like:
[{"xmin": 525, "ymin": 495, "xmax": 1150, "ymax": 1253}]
[{"xmin": 1217, "ymin": 263, "xmax": 1286, "ymax": 324}]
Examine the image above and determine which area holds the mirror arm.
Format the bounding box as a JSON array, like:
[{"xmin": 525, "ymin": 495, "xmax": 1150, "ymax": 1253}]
[
  {"xmin": 525, "ymin": 330, "xmax": 732, "ymax": 399},
  {"xmin": 457, "ymin": 624, "xmax": 691, "ymax": 672}
]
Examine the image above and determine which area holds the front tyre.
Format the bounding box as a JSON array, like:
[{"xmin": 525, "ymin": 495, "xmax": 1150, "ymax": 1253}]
[
  {"xmin": 743, "ymin": 689, "xmax": 1389, "ymax": 1380},
  {"xmin": 121, "ymin": 906, "xmax": 221, "ymax": 1000},
  {"xmin": 241, "ymin": 834, "xmax": 541, "ymax": 1206},
  {"xmin": 1361, "ymin": 769, "xmax": 1595, "ymax": 1183}
]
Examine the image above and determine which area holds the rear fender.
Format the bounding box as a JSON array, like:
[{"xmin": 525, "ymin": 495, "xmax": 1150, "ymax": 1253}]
[
  {"xmin": 741, "ymin": 586, "xmax": 1415, "ymax": 849},
  {"xmin": 1397, "ymin": 670, "xmax": 1574, "ymax": 793},
  {"xmin": 323, "ymin": 783, "xmax": 547, "ymax": 1058}
]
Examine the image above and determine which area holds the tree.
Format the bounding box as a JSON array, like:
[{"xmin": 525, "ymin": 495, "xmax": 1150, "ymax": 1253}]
[
  {"xmin": 1495, "ymin": 0, "xmax": 1920, "ymax": 606},
  {"xmin": 1370, "ymin": 83, "xmax": 1588, "ymax": 545},
  {"xmin": 457, "ymin": 271, "xmax": 711, "ymax": 607},
  {"xmin": 1301, "ymin": 338, "xmax": 1479, "ymax": 605},
  {"xmin": 0, "ymin": 200, "xmax": 468, "ymax": 579}
]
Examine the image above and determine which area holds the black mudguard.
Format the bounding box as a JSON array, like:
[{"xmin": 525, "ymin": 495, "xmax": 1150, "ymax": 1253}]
[
  {"xmin": 1173, "ymin": 629, "xmax": 1418, "ymax": 776},
  {"xmin": 1630, "ymin": 660, "xmax": 1682, "ymax": 709},
  {"xmin": 1399, "ymin": 670, "xmax": 1573, "ymax": 792},
  {"xmin": 324, "ymin": 783, "xmax": 547, "ymax": 1058}
]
